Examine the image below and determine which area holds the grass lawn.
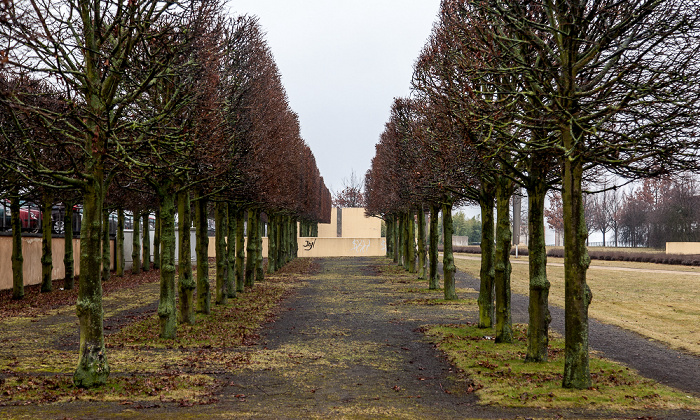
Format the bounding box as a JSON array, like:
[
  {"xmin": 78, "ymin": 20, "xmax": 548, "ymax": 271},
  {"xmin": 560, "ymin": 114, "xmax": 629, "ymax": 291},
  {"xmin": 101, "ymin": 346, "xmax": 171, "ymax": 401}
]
[{"xmin": 453, "ymin": 255, "xmax": 700, "ymax": 356}]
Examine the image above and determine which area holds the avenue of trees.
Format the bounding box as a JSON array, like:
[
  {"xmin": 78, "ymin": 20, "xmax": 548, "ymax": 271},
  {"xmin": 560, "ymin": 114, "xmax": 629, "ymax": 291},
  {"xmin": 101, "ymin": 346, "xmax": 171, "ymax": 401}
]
[
  {"xmin": 365, "ymin": 0, "xmax": 700, "ymax": 389},
  {"xmin": 0, "ymin": 0, "xmax": 330, "ymax": 388}
]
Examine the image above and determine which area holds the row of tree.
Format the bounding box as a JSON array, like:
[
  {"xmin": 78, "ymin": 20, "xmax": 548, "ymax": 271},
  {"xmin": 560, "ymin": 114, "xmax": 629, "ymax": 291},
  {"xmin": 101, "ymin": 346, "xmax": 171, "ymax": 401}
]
[
  {"xmin": 0, "ymin": 0, "xmax": 330, "ymax": 388},
  {"xmin": 365, "ymin": 0, "xmax": 700, "ymax": 389}
]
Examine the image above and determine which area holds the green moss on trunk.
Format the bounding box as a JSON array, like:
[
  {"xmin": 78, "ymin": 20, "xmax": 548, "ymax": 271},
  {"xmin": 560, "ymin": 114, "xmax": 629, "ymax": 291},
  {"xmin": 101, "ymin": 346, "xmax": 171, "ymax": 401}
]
[
  {"xmin": 74, "ymin": 176, "xmax": 109, "ymax": 388},
  {"xmin": 494, "ymin": 177, "xmax": 513, "ymax": 344},
  {"xmin": 101, "ymin": 209, "xmax": 110, "ymax": 282},
  {"xmin": 158, "ymin": 192, "xmax": 177, "ymax": 339},
  {"xmin": 245, "ymin": 209, "xmax": 256, "ymax": 288},
  {"xmin": 115, "ymin": 208, "xmax": 124, "ymax": 277},
  {"xmin": 64, "ymin": 201, "xmax": 75, "ymax": 289},
  {"xmin": 132, "ymin": 211, "xmax": 141, "ymax": 275},
  {"xmin": 417, "ymin": 207, "xmax": 427, "ymax": 280},
  {"xmin": 11, "ymin": 196, "xmax": 24, "ymax": 300},
  {"xmin": 153, "ymin": 210, "xmax": 161, "ymax": 270},
  {"xmin": 235, "ymin": 209, "xmax": 245, "ymax": 293},
  {"xmin": 407, "ymin": 210, "xmax": 416, "ymax": 274},
  {"xmin": 442, "ymin": 202, "xmax": 457, "ymax": 301},
  {"xmin": 429, "ymin": 204, "xmax": 439, "ymax": 290},
  {"xmin": 195, "ymin": 196, "xmax": 210, "ymax": 314},
  {"xmin": 255, "ymin": 210, "xmax": 264, "ymax": 283},
  {"xmin": 214, "ymin": 202, "xmax": 227, "ymax": 305},
  {"xmin": 562, "ymin": 151, "xmax": 592, "ymax": 389},
  {"xmin": 478, "ymin": 186, "xmax": 495, "ymax": 328},
  {"xmin": 267, "ymin": 213, "xmax": 277, "ymax": 274},
  {"xmin": 398, "ymin": 213, "xmax": 405, "ymax": 269},
  {"xmin": 177, "ymin": 191, "xmax": 195, "ymax": 325},
  {"xmin": 41, "ymin": 192, "xmax": 53, "ymax": 293},
  {"xmin": 526, "ymin": 176, "xmax": 551, "ymax": 362},
  {"xmin": 142, "ymin": 213, "xmax": 150, "ymax": 272},
  {"xmin": 226, "ymin": 203, "xmax": 236, "ymax": 298}
]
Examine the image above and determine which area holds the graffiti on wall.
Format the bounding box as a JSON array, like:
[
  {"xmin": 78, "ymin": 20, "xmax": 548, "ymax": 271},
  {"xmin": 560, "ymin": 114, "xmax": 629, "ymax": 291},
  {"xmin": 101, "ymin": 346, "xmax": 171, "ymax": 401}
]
[
  {"xmin": 351, "ymin": 239, "xmax": 371, "ymax": 253},
  {"xmin": 381, "ymin": 238, "xmax": 386, "ymax": 254},
  {"xmin": 303, "ymin": 239, "xmax": 316, "ymax": 251}
]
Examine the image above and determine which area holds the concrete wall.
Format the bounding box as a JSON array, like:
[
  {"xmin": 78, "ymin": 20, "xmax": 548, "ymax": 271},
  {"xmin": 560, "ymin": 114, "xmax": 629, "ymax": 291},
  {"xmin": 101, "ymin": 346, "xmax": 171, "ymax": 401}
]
[
  {"xmin": 297, "ymin": 237, "xmax": 386, "ymax": 257},
  {"xmin": 314, "ymin": 207, "xmax": 381, "ymax": 239},
  {"xmin": 0, "ymin": 235, "xmax": 114, "ymax": 291},
  {"xmin": 453, "ymin": 236, "xmax": 469, "ymax": 247},
  {"xmin": 666, "ymin": 242, "xmax": 700, "ymax": 255}
]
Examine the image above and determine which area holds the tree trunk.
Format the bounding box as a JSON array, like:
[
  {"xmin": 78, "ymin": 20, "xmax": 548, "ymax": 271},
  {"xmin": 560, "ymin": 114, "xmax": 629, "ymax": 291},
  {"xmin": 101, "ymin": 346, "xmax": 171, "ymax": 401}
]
[
  {"xmin": 442, "ymin": 201, "xmax": 457, "ymax": 300},
  {"xmin": 478, "ymin": 186, "xmax": 495, "ymax": 328},
  {"xmin": 562, "ymin": 151, "xmax": 592, "ymax": 389},
  {"xmin": 153, "ymin": 209, "xmax": 161, "ymax": 270},
  {"xmin": 235, "ymin": 209, "xmax": 245, "ymax": 292},
  {"xmin": 255, "ymin": 210, "xmax": 264, "ymax": 283},
  {"xmin": 526, "ymin": 177, "xmax": 551, "ymax": 362},
  {"xmin": 267, "ymin": 213, "xmax": 277, "ymax": 274},
  {"xmin": 41, "ymin": 192, "xmax": 53, "ymax": 293},
  {"xmin": 64, "ymin": 201, "xmax": 75, "ymax": 289},
  {"xmin": 101, "ymin": 208, "xmax": 110, "ymax": 282},
  {"xmin": 429, "ymin": 204, "xmax": 439, "ymax": 290},
  {"xmin": 158, "ymin": 191, "xmax": 177, "ymax": 339},
  {"xmin": 393, "ymin": 214, "xmax": 399, "ymax": 263},
  {"xmin": 226, "ymin": 203, "xmax": 236, "ymax": 298},
  {"xmin": 245, "ymin": 209, "xmax": 256, "ymax": 288},
  {"xmin": 195, "ymin": 196, "xmax": 210, "ymax": 314},
  {"xmin": 417, "ymin": 207, "xmax": 427, "ymax": 280},
  {"xmin": 11, "ymin": 196, "xmax": 23, "ymax": 299},
  {"xmin": 74, "ymin": 175, "xmax": 109, "ymax": 387},
  {"xmin": 215, "ymin": 202, "xmax": 228, "ymax": 305},
  {"xmin": 494, "ymin": 177, "xmax": 513, "ymax": 344},
  {"xmin": 398, "ymin": 213, "xmax": 405, "ymax": 269},
  {"xmin": 132, "ymin": 211, "xmax": 141, "ymax": 275},
  {"xmin": 385, "ymin": 217, "xmax": 392, "ymax": 258},
  {"xmin": 115, "ymin": 208, "xmax": 124, "ymax": 277},
  {"xmin": 178, "ymin": 190, "xmax": 195, "ymax": 325},
  {"xmin": 407, "ymin": 210, "xmax": 416, "ymax": 274},
  {"xmin": 142, "ymin": 213, "xmax": 150, "ymax": 272}
]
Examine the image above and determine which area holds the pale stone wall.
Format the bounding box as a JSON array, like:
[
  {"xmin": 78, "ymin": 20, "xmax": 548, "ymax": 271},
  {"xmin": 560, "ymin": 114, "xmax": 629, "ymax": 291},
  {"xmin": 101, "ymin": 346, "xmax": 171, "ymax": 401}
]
[
  {"xmin": 297, "ymin": 237, "xmax": 386, "ymax": 257},
  {"xmin": 0, "ymin": 235, "xmax": 113, "ymax": 290},
  {"xmin": 666, "ymin": 242, "xmax": 700, "ymax": 255},
  {"xmin": 315, "ymin": 207, "xmax": 381, "ymax": 238},
  {"xmin": 316, "ymin": 207, "xmax": 338, "ymax": 237}
]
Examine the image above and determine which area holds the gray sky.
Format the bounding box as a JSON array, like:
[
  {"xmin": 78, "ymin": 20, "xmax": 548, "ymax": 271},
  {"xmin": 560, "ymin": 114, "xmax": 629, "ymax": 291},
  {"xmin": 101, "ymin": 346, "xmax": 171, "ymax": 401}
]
[{"xmin": 226, "ymin": 1, "xmax": 441, "ymax": 194}]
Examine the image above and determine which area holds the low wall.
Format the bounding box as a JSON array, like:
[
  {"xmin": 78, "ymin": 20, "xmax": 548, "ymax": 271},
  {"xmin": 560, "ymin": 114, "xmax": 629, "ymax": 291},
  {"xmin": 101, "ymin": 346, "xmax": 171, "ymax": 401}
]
[
  {"xmin": 0, "ymin": 235, "xmax": 114, "ymax": 291},
  {"xmin": 297, "ymin": 237, "xmax": 386, "ymax": 257},
  {"xmin": 666, "ymin": 242, "xmax": 700, "ymax": 255}
]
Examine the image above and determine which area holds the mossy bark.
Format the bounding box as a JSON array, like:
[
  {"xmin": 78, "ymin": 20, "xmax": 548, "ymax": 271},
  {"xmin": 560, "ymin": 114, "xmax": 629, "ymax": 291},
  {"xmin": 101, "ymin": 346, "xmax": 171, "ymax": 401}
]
[
  {"xmin": 494, "ymin": 177, "xmax": 513, "ymax": 344},
  {"xmin": 64, "ymin": 202, "xmax": 75, "ymax": 289},
  {"xmin": 158, "ymin": 192, "xmax": 177, "ymax": 339},
  {"xmin": 177, "ymin": 190, "xmax": 195, "ymax": 325},
  {"xmin": 115, "ymin": 208, "xmax": 124, "ymax": 277},
  {"xmin": 142, "ymin": 213, "xmax": 150, "ymax": 272},
  {"xmin": 393, "ymin": 214, "xmax": 399, "ymax": 264},
  {"xmin": 226, "ymin": 203, "xmax": 237, "ymax": 298},
  {"xmin": 398, "ymin": 213, "xmax": 405, "ymax": 268},
  {"xmin": 131, "ymin": 211, "xmax": 141, "ymax": 275},
  {"xmin": 74, "ymin": 173, "xmax": 109, "ymax": 388},
  {"xmin": 41, "ymin": 192, "xmax": 53, "ymax": 293},
  {"xmin": 267, "ymin": 213, "xmax": 277, "ymax": 274},
  {"xmin": 235, "ymin": 209, "xmax": 245, "ymax": 292},
  {"xmin": 407, "ymin": 210, "xmax": 416, "ymax": 274},
  {"xmin": 214, "ymin": 202, "xmax": 228, "ymax": 305},
  {"xmin": 255, "ymin": 210, "xmax": 264, "ymax": 283},
  {"xmin": 562, "ymin": 149, "xmax": 592, "ymax": 389},
  {"xmin": 478, "ymin": 186, "xmax": 495, "ymax": 328},
  {"xmin": 195, "ymin": 196, "xmax": 210, "ymax": 314},
  {"xmin": 385, "ymin": 217, "xmax": 393, "ymax": 258},
  {"xmin": 11, "ymin": 196, "xmax": 24, "ymax": 300},
  {"xmin": 245, "ymin": 209, "xmax": 257, "ymax": 288},
  {"xmin": 417, "ymin": 207, "xmax": 427, "ymax": 280},
  {"xmin": 153, "ymin": 210, "xmax": 161, "ymax": 270},
  {"xmin": 292, "ymin": 216, "xmax": 298, "ymax": 258},
  {"xmin": 101, "ymin": 209, "xmax": 110, "ymax": 282},
  {"xmin": 526, "ymin": 173, "xmax": 551, "ymax": 362},
  {"xmin": 428, "ymin": 204, "xmax": 439, "ymax": 290},
  {"xmin": 442, "ymin": 202, "xmax": 457, "ymax": 301}
]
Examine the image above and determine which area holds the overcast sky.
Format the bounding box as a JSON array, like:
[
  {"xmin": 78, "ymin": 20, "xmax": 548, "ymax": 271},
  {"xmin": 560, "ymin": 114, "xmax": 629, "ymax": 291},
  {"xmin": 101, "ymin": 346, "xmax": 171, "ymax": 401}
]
[{"xmin": 226, "ymin": 1, "xmax": 441, "ymax": 194}]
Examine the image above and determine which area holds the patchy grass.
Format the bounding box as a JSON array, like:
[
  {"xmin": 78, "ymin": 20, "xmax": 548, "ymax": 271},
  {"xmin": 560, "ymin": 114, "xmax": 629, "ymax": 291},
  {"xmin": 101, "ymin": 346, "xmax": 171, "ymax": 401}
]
[
  {"xmin": 0, "ymin": 258, "xmax": 315, "ymax": 407},
  {"xmin": 454, "ymin": 256, "xmax": 700, "ymax": 356},
  {"xmin": 423, "ymin": 323, "xmax": 699, "ymax": 410}
]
